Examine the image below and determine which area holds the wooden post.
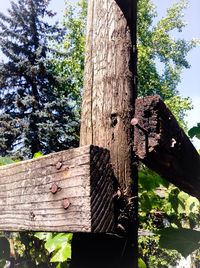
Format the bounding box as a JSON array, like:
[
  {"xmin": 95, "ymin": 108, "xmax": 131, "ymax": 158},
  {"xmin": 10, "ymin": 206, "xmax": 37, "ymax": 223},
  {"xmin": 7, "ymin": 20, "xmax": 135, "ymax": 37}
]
[
  {"xmin": 80, "ymin": 0, "xmax": 137, "ymax": 193},
  {"xmin": 71, "ymin": 0, "xmax": 138, "ymax": 267}
]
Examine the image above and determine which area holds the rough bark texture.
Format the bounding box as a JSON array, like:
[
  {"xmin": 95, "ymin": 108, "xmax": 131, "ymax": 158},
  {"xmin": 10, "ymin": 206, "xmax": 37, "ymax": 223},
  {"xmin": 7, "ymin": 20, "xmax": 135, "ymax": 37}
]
[
  {"xmin": 0, "ymin": 145, "xmax": 115, "ymax": 232},
  {"xmin": 72, "ymin": 0, "xmax": 138, "ymax": 268},
  {"xmin": 134, "ymin": 95, "xmax": 200, "ymax": 200}
]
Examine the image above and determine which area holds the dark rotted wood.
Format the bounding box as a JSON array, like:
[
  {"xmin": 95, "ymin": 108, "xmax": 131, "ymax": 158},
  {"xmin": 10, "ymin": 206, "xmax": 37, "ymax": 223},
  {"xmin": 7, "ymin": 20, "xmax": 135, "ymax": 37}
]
[
  {"xmin": 0, "ymin": 145, "xmax": 115, "ymax": 232},
  {"xmin": 134, "ymin": 95, "xmax": 200, "ymax": 200}
]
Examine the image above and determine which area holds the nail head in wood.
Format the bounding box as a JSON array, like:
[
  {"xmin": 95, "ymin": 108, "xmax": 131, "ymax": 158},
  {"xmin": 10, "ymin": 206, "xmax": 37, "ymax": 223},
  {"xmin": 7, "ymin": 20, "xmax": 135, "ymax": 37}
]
[
  {"xmin": 50, "ymin": 183, "xmax": 58, "ymax": 194},
  {"xmin": 131, "ymin": 118, "xmax": 148, "ymax": 134},
  {"xmin": 62, "ymin": 198, "xmax": 71, "ymax": 210},
  {"xmin": 131, "ymin": 118, "xmax": 139, "ymax": 126}
]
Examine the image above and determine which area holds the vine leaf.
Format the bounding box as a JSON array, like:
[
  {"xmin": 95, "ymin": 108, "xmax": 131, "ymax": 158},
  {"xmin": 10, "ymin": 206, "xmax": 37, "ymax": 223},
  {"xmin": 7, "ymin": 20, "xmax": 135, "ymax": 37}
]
[
  {"xmin": 157, "ymin": 227, "xmax": 200, "ymax": 258},
  {"xmin": 0, "ymin": 157, "xmax": 14, "ymax": 166},
  {"xmin": 45, "ymin": 233, "xmax": 72, "ymax": 263},
  {"xmin": 138, "ymin": 258, "xmax": 147, "ymax": 268},
  {"xmin": 188, "ymin": 123, "xmax": 200, "ymax": 140}
]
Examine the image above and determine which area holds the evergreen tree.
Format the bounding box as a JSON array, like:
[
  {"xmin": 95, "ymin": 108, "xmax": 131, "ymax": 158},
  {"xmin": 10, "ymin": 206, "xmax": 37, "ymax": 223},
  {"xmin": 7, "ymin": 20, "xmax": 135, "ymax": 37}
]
[{"xmin": 0, "ymin": 0, "xmax": 79, "ymax": 158}]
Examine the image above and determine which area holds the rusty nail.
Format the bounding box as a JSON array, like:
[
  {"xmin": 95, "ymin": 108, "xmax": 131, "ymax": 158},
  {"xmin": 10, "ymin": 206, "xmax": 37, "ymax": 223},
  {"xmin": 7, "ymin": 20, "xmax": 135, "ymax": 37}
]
[
  {"xmin": 56, "ymin": 161, "xmax": 62, "ymax": 170},
  {"xmin": 131, "ymin": 118, "xmax": 148, "ymax": 134},
  {"xmin": 131, "ymin": 118, "xmax": 139, "ymax": 126},
  {"xmin": 62, "ymin": 198, "xmax": 71, "ymax": 210},
  {"xmin": 50, "ymin": 183, "xmax": 58, "ymax": 194}
]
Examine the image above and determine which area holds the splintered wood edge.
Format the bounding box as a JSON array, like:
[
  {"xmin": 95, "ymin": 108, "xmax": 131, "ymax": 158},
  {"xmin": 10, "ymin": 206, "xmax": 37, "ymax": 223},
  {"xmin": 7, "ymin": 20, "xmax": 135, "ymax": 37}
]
[
  {"xmin": 0, "ymin": 145, "xmax": 115, "ymax": 233},
  {"xmin": 134, "ymin": 96, "xmax": 200, "ymax": 200}
]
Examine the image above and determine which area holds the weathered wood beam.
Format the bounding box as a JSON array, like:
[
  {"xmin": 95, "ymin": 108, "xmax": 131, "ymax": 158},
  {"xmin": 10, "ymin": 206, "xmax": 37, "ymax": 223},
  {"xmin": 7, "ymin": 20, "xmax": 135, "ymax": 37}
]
[
  {"xmin": 0, "ymin": 145, "xmax": 115, "ymax": 232},
  {"xmin": 80, "ymin": 0, "xmax": 136, "ymax": 194},
  {"xmin": 134, "ymin": 95, "xmax": 200, "ymax": 200},
  {"xmin": 71, "ymin": 0, "xmax": 138, "ymax": 267}
]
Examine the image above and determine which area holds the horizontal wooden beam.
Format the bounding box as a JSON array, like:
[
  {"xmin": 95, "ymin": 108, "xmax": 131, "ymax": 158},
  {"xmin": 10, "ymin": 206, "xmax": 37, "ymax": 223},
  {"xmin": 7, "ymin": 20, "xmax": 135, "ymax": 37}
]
[
  {"xmin": 134, "ymin": 96, "xmax": 200, "ymax": 200},
  {"xmin": 0, "ymin": 145, "xmax": 115, "ymax": 232}
]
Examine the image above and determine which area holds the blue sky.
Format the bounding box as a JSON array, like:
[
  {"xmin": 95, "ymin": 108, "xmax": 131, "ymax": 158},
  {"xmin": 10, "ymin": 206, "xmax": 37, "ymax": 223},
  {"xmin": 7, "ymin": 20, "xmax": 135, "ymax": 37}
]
[{"xmin": 0, "ymin": 0, "xmax": 200, "ymax": 148}]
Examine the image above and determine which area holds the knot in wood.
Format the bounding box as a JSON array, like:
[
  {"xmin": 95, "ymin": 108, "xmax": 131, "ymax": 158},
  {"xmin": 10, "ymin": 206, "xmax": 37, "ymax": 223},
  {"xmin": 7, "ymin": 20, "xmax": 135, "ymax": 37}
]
[
  {"xmin": 30, "ymin": 211, "xmax": 35, "ymax": 221},
  {"xmin": 110, "ymin": 113, "xmax": 118, "ymax": 127},
  {"xmin": 56, "ymin": 161, "xmax": 63, "ymax": 170}
]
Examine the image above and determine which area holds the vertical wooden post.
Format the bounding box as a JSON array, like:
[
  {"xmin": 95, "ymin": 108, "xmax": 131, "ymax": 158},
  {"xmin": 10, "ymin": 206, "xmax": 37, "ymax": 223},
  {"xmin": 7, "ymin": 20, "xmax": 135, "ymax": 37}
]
[
  {"xmin": 71, "ymin": 0, "xmax": 137, "ymax": 267},
  {"xmin": 80, "ymin": 0, "xmax": 136, "ymax": 193}
]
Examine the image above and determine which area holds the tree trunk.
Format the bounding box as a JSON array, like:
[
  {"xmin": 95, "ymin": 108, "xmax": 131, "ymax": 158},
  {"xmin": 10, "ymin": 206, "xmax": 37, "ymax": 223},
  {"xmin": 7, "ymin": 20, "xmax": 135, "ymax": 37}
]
[{"xmin": 71, "ymin": 0, "xmax": 138, "ymax": 267}]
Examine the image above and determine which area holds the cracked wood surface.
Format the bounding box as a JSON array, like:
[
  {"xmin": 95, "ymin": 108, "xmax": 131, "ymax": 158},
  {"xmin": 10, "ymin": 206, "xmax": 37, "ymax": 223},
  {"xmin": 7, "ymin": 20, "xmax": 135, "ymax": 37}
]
[
  {"xmin": 71, "ymin": 0, "xmax": 138, "ymax": 268},
  {"xmin": 134, "ymin": 96, "xmax": 200, "ymax": 200},
  {"xmin": 80, "ymin": 0, "xmax": 137, "ymax": 195},
  {"xmin": 71, "ymin": 1, "xmax": 138, "ymax": 268},
  {"xmin": 0, "ymin": 145, "xmax": 115, "ymax": 232}
]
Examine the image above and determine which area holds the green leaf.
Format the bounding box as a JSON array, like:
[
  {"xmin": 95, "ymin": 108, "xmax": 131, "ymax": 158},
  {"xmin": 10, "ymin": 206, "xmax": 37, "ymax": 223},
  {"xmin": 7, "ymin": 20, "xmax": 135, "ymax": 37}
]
[
  {"xmin": 50, "ymin": 242, "xmax": 71, "ymax": 263},
  {"xmin": 157, "ymin": 227, "xmax": 200, "ymax": 258},
  {"xmin": 56, "ymin": 262, "xmax": 70, "ymax": 268},
  {"xmin": 140, "ymin": 192, "xmax": 152, "ymax": 211},
  {"xmin": 45, "ymin": 233, "xmax": 72, "ymax": 263},
  {"xmin": 185, "ymin": 196, "xmax": 200, "ymax": 216},
  {"xmin": 0, "ymin": 157, "xmax": 15, "ymax": 166},
  {"xmin": 139, "ymin": 170, "xmax": 168, "ymax": 191},
  {"xmin": 188, "ymin": 123, "xmax": 200, "ymax": 139},
  {"xmin": 138, "ymin": 258, "xmax": 147, "ymax": 268},
  {"xmin": 177, "ymin": 191, "xmax": 189, "ymax": 214},
  {"xmin": 34, "ymin": 232, "xmax": 52, "ymax": 242},
  {"xmin": 33, "ymin": 151, "xmax": 43, "ymax": 158},
  {"xmin": 168, "ymin": 188, "xmax": 179, "ymax": 213}
]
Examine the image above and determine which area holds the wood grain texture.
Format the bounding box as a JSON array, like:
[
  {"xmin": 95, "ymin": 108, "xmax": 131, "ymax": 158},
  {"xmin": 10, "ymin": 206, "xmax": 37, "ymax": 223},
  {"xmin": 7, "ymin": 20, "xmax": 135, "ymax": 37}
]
[
  {"xmin": 134, "ymin": 96, "xmax": 200, "ymax": 200},
  {"xmin": 0, "ymin": 145, "xmax": 115, "ymax": 232},
  {"xmin": 80, "ymin": 0, "xmax": 137, "ymax": 194},
  {"xmin": 72, "ymin": 1, "xmax": 138, "ymax": 268}
]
